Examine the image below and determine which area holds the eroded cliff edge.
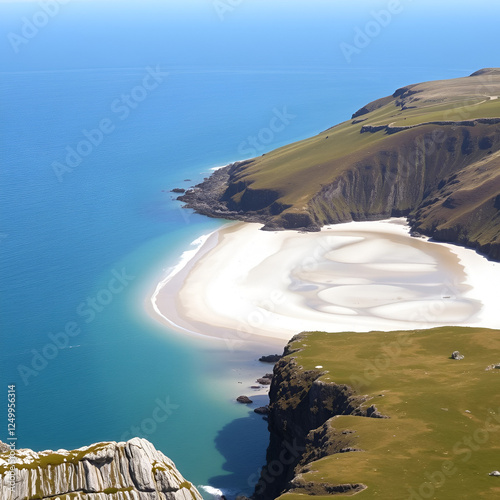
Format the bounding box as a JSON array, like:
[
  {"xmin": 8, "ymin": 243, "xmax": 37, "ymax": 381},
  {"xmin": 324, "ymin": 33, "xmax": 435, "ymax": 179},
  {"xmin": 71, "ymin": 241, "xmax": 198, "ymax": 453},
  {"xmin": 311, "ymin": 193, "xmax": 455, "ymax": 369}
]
[
  {"xmin": 178, "ymin": 69, "xmax": 500, "ymax": 261},
  {"xmin": 251, "ymin": 327, "xmax": 500, "ymax": 500},
  {"xmin": 252, "ymin": 336, "xmax": 384, "ymax": 499},
  {"xmin": 0, "ymin": 437, "xmax": 202, "ymax": 500}
]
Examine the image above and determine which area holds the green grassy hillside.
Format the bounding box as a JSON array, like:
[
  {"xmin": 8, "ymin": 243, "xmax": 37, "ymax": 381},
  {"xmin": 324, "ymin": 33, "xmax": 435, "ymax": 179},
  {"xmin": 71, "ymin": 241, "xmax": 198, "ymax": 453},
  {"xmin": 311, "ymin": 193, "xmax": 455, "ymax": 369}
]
[
  {"xmin": 263, "ymin": 327, "xmax": 500, "ymax": 500},
  {"xmin": 181, "ymin": 69, "xmax": 500, "ymax": 260}
]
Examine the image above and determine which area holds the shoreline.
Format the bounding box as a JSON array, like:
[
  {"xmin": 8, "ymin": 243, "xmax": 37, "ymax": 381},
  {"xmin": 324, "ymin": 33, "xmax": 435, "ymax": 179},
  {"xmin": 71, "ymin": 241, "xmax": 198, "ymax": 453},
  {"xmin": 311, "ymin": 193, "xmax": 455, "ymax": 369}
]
[
  {"xmin": 145, "ymin": 223, "xmax": 286, "ymax": 350},
  {"xmin": 148, "ymin": 218, "xmax": 500, "ymax": 344}
]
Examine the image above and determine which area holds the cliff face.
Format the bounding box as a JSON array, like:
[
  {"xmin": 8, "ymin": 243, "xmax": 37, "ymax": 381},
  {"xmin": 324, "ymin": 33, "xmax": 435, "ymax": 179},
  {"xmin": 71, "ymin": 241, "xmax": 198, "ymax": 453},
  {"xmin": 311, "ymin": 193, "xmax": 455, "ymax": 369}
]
[
  {"xmin": 178, "ymin": 69, "xmax": 500, "ymax": 261},
  {"xmin": 0, "ymin": 438, "xmax": 202, "ymax": 500},
  {"xmin": 253, "ymin": 337, "xmax": 385, "ymax": 500},
  {"xmin": 307, "ymin": 122, "xmax": 500, "ymax": 259}
]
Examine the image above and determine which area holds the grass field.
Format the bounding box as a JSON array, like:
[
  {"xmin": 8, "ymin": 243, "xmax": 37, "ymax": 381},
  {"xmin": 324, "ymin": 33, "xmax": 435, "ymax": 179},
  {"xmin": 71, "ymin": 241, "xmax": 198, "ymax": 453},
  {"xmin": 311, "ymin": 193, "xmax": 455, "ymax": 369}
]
[{"xmin": 279, "ymin": 327, "xmax": 500, "ymax": 499}]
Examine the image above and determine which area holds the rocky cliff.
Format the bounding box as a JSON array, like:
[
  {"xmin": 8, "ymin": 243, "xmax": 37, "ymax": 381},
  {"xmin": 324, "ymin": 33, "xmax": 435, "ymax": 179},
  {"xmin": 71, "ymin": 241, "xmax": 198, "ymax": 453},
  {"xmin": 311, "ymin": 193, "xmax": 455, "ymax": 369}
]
[
  {"xmin": 178, "ymin": 69, "xmax": 500, "ymax": 261},
  {"xmin": 0, "ymin": 438, "xmax": 202, "ymax": 500},
  {"xmin": 253, "ymin": 336, "xmax": 386, "ymax": 500}
]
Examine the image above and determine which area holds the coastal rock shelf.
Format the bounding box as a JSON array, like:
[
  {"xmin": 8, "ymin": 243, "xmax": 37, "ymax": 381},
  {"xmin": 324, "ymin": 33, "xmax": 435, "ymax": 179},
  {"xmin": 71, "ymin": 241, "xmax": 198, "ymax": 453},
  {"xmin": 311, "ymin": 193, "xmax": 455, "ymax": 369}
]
[{"xmin": 0, "ymin": 438, "xmax": 202, "ymax": 500}]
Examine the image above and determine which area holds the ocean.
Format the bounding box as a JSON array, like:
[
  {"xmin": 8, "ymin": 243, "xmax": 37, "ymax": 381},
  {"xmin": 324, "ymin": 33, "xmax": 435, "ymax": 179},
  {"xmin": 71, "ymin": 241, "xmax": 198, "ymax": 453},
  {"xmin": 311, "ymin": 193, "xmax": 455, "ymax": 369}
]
[{"xmin": 1, "ymin": 0, "xmax": 498, "ymax": 497}]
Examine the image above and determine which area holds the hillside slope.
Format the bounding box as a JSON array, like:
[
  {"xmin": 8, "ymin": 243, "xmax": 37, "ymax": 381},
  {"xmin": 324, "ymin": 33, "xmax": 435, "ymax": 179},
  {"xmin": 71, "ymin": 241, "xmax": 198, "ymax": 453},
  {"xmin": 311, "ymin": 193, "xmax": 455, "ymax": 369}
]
[{"xmin": 179, "ymin": 69, "xmax": 500, "ymax": 260}]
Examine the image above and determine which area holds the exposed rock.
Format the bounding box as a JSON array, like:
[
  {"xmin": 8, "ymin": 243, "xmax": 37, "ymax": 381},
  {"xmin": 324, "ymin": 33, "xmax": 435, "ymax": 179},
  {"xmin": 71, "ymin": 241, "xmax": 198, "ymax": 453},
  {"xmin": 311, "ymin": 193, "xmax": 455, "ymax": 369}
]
[
  {"xmin": 256, "ymin": 373, "xmax": 274, "ymax": 385},
  {"xmin": 451, "ymin": 351, "xmax": 465, "ymax": 360},
  {"xmin": 254, "ymin": 406, "xmax": 270, "ymax": 415},
  {"xmin": 171, "ymin": 188, "xmax": 186, "ymax": 194},
  {"xmin": 236, "ymin": 396, "xmax": 253, "ymax": 404},
  {"xmin": 489, "ymin": 471, "xmax": 500, "ymax": 476},
  {"xmin": 259, "ymin": 354, "xmax": 282, "ymax": 363},
  {"xmin": 486, "ymin": 363, "xmax": 500, "ymax": 371},
  {"xmin": 257, "ymin": 379, "xmax": 271, "ymax": 386},
  {"xmin": 0, "ymin": 438, "xmax": 202, "ymax": 500},
  {"xmin": 177, "ymin": 161, "xmax": 271, "ymax": 225},
  {"xmin": 366, "ymin": 404, "xmax": 389, "ymax": 419}
]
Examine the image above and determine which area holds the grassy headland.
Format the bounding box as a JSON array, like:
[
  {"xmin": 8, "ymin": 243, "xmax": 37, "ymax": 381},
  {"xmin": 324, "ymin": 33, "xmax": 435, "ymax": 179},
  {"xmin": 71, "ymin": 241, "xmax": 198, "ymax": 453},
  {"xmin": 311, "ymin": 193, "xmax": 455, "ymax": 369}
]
[
  {"xmin": 258, "ymin": 327, "xmax": 500, "ymax": 499},
  {"xmin": 179, "ymin": 69, "xmax": 500, "ymax": 260}
]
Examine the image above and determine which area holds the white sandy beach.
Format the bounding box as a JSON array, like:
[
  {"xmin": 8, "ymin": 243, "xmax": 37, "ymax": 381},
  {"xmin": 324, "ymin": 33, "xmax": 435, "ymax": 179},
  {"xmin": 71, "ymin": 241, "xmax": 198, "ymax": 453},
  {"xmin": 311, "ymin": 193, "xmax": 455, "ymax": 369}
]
[{"xmin": 150, "ymin": 219, "xmax": 500, "ymax": 343}]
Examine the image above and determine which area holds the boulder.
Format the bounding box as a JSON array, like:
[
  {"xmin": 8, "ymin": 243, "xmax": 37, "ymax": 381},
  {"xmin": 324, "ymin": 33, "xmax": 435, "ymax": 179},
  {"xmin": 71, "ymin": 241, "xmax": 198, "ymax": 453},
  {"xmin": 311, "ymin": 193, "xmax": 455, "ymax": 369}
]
[
  {"xmin": 236, "ymin": 396, "xmax": 253, "ymax": 404},
  {"xmin": 254, "ymin": 406, "xmax": 270, "ymax": 415},
  {"xmin": 257, "ymin": 373, "xmax": 274, "ymax": 385},
  {"xmin": 451, "ymin": 351, "xmax": 464, "ymax": 360},
  {"xmin": 257, "ymin": 378, "xmax": 271, "ymax": 385}
]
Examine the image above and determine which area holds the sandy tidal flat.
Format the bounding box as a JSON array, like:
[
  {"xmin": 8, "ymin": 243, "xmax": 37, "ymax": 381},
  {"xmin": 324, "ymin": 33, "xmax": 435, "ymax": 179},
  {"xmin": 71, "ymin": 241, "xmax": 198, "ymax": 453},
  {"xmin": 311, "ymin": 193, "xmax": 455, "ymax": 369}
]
[{"xmin": 151, "ymin": 219, "xmax": 500, "ymax": 342}]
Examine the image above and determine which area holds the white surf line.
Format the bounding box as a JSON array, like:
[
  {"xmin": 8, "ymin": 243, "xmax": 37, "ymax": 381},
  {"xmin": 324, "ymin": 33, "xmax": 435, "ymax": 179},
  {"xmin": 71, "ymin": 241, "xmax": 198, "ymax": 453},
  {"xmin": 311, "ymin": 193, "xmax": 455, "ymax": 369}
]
[
  {"xmin": 209, "ymin": 157, "xmax": 255, "ymax": 171},
  {"xmin": 150, "ymin": 231, "xmax": 217, "ymax": 328}
]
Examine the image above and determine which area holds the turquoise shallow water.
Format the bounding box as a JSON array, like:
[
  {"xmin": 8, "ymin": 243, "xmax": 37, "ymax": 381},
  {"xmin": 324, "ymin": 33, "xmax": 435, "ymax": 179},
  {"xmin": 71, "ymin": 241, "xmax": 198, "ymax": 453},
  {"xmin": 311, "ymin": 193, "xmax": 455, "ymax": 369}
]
[{"xmin": 1, "ymin": 0, "xmax": 499, "ymax": 496}]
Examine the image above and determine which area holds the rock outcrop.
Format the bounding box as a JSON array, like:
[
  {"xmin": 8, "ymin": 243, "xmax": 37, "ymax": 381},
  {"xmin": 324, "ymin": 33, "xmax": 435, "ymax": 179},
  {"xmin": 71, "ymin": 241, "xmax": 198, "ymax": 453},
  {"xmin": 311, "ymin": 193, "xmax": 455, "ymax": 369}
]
[
  {"xmin": 0, "ymin": 438, "xmax": 202, "ymax": 500},
  {"xmin": 258, "ymin": 355, "xmax": 281, "ymax": 363}
]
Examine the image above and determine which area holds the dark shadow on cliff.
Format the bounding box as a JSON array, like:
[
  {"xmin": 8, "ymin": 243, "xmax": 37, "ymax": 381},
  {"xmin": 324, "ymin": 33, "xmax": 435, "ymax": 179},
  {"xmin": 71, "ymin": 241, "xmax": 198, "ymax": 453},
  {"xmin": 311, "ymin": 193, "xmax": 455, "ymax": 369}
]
[{"xmin": 207, "ymin": 394, "xmax": 270, "ymax": 499}]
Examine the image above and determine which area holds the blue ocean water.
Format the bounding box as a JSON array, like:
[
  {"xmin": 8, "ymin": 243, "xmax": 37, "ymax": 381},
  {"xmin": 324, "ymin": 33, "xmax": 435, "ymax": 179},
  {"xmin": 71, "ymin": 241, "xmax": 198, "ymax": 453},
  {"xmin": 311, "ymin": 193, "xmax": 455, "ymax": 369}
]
[{"xmin": 1, "ymin": 0, "xmax": 499, "ymax": 497}]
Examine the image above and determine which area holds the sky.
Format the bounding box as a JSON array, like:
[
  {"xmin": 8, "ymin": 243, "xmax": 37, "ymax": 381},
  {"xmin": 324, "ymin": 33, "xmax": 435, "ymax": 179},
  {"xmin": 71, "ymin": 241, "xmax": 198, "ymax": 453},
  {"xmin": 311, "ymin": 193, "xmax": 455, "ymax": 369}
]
[{"xmin": 0, "ymin": 0, "xmax": 498, "ymax": 74}]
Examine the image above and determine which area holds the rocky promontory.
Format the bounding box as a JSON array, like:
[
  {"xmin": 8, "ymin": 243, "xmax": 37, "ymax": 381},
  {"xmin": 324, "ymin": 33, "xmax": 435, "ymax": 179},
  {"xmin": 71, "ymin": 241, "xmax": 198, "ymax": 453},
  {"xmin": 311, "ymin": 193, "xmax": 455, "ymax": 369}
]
[{"xmin": 0, "ymin": 437, "xmax": 202, "ymax": 500}]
